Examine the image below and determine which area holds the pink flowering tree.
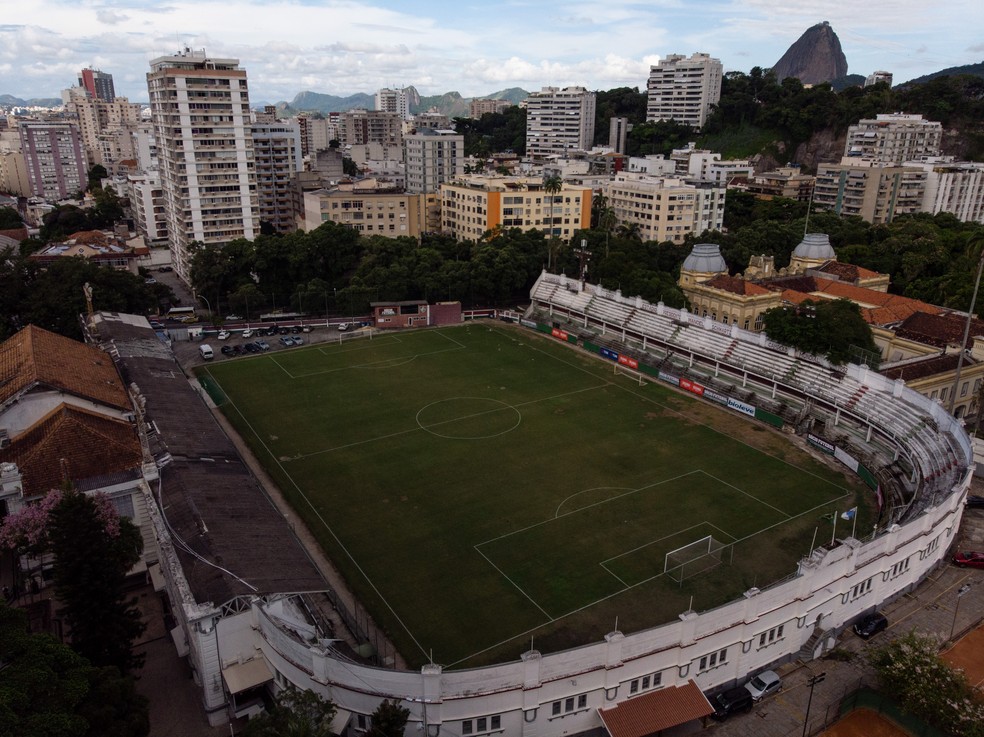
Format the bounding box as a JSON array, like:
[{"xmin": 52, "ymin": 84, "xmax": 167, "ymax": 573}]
[{"xmin": 0, "ymin": 488, "xmax": 121, "ymax": 555}]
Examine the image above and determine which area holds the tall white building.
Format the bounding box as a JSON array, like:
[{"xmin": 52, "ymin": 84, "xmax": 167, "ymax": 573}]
[
  {"xmin": 376, "ymin": 87, "xmax": 411, "ymax": 121},
  {"xmin": 525, "ymin": 86, "xmax": 596, "ymax": 158},
  {"xmin": 147, "ymin": 49, "xmax": 257, "ymax": 282},
  {"xmin": 844, "ymin": 113, "xmax": 942, "ymax": 164},
  {"xmin": 602, "ymin": 172, "xmax": 724, "ymax": 244},
  {"xmin": 404, "ymin": 129, "xmax": 463, "ymax": 194},
  {"xmin": 906, "ymin": 157, "xmax": 984, "ymax": 224},
  {"xmin": 646, "ymin": 53, "xmax": 723, "ymax": 129},
  {"xmin": 251, "ymin": 121, "xmax": 303, "ymax": 233}
]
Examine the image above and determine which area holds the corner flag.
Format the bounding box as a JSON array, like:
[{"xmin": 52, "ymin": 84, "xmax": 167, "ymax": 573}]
[{"xmin": 840, "ymin": 507, "xmax": 857, "ymax": 521}]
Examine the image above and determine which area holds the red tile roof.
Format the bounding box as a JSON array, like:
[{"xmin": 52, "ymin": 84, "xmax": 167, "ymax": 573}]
[
  {"xmin": 598, "ymin": 680, "xmax": 714, "ymax": 737},
  {"xmin": 880, "ymin": 352, "xmax": 967, "ymax": 382},
  {"xmin": 894, "ymin": 311, "xmax": 984, "ymax": 348},
  {"xmin": 814, "ymin": 261, "xmax": 883, "ymax": 282},
  {"xmin": 0, "ymin": 404, "xmax": 142, "ymax": 498},
  {"xmin": 766, "ymin": 276, "xmax": 941, "ymax": 326},
  {"xmin": 702, "ymin": 274, "xmax": 772, "ymax": 296},
  {"xmin": 0, "ymin": 325, "xmax": 131, "ymax": 411}
]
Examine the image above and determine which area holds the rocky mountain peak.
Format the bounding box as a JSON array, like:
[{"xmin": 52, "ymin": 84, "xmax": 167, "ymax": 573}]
[{"xmin": 772, "ymin": 21, "xmax": 848, "ymax": 85}]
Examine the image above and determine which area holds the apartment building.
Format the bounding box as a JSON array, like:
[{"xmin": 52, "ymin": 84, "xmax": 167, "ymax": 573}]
[
  {"xmin": 127, "ymin": 171, "xmax": 168, "ymax": 245},
  {"xmin": 906, "ymin": 157, "xmax": 984, "ymax": 224},
  {"xmin": 646, "ymin": 53, "xmax": 723, "ymax": 129},
  {"xmin": 525, "ymin": 87, "xmax": 596, "ymax": 158},
  {"xmin": 844, "ymin": 113, "xmax": 942, "ymax": 164},
  {"xmin": 375, "ymin": 88, "xmax": 411, "ymax": 120},
  {"xmin": 440, "ymin": 175, "xmax": 591, "ymax": 242},
  {"xmin": 64, "ymin": 84, "xmax": 142, "ymax": 171},
  {"xmin": 864, "ymin": 71, "xmax": 893, "ymax": 88},
  {"xmin": 813, "ymin": 158, "xmax": 927, "ymax": 224},
  {"xmin": 251, "ymin": 121, "xmax": 303, "ymax": 233},
  {"xmin": 602, "ymin": 172, "xmax": 723, "ymax": 244},
  {"xmin": 147, "ymin": 49, "xmax": 257, "ymax": 282},
  {"xmin": 296, "ymin": 115, "xmax": 335, "ymax": 157},
  {"xmin": 740, "ymin": 166, "xmax": 816, "ymax": 202},
  {"xmin": 78, "ymin": 68, "xmax": 116, "ymax": 101},
  {"xmin": 404, "ymin": 129, "xmax": 463, "ymax": 194},
  {"xmin": 412, "ymin": 109, "xmax": 452, "ymax": 132},
  {"xmin": 469, "ymin": 98, "xmax": 512, "ymax": 118},
  {"xmin": 301, "ymin": 180, "xmax": 436, "ymax": 237},
  {"xmin": 0, "ymin": 150, "xmax": 31, "ymax": 197},
  {"xmin": 338, "ymin": 109, "xmax": 403, "ymax": 148},
  {"xmin": 18, "ymin": 121, "xmax": 88, "ymax": 200},
  {"xmin": 609, "ymin": 117, "xmax": 631, "ymax": 155}
]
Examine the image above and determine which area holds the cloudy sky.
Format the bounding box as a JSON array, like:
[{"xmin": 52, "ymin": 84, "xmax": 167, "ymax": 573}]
[{"xmin": 3, "ymin": 0, "xmax": 982, "ymax": 103}]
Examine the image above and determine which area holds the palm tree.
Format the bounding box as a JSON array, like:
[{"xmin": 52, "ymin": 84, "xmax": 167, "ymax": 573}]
[{"xmin": 543, "ymin": 174, "xmax": 563, "ymax": 269}]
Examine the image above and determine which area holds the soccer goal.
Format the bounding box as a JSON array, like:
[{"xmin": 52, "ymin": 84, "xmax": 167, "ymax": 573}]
[
  {"xmin": 613, "ymin": 362, "xmax": 647, "ymax": 386},
  {"xmin": 663, "ymin": 535, "xmax": 733, "ymax": 583}
]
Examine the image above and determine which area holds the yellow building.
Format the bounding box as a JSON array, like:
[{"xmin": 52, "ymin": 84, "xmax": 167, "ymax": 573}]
[{"xmin": 439, "ymin": 175, "xmax": 592, "ymax": 242}]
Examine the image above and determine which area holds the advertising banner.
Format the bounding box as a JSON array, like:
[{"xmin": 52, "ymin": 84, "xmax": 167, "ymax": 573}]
[
  {"xmin": 659, "ymin": 371, "xmax": 679, "ymax": 384},
  {"xmin": 600, "ymin": 347, "xmax": 619, "ymax": 361},
  {"xmin": 618, "ymin": 355, "xmax": 639, "ymax": 369},
  {"xmin": 520, "ymin": 319, "xmax": 538, "ymax": 329},
  {"xmin": 807, "ymin": 433, "xmax": 836, "ymax": 455},
  {"xmin": 727, "ymin": 397, "xmax": 756, "ymax": 417},
  {"xmin": 679, "ymin": 378, "xmax": 705, "ymax": 397},
  {"xmin": 551, "ymin": 328, "xmax": 569, "ymax": 341},
  {"xmin": 704, "ymin": 389, "xmax": 730, "ymax": 406},
  {"xmin": 834, "ymin": 447, "xmax": 860, "ymax": 473}
]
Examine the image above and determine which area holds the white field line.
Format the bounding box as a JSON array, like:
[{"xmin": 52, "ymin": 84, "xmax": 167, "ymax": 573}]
[
  {"xmin": 700, "ymin": 470, "xmax": 794, "ymax": 519},
  {"xmin": 204, "ymin": 373, "xmax": 432, "ymax": 661},
  {"xmin": 269, "ymin": 356, "xmax": 295, "ymax": 379},
  {"xmin": 473, "ymin": 546, "xmax": 553, "ymax": 621}
]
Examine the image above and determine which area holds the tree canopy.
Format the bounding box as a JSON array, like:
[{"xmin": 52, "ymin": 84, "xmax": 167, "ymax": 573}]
[
  {"xmin": 762, "ymin": 299, "xmax": 879, "ymax": 365},
  {"xmin": 366, "ymin": 699, "xmax": 410, "ymax": 737},
  {"xmin": 242, "ymin": 687, "xmax": 338, "ymax": 737}
]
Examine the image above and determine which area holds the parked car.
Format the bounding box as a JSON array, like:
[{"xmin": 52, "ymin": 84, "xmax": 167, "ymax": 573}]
[
  {"xmin": 243, "ymin": 342, "xmax": 260, "ymax": 353},
  {"xmin": 217, "ymin": 330, "xmax": 230, "ymax": 340},
  {"xmin": 224, "ymin": 314, "xmax": 242, "ymax": 321},
  {"xmin": 291, "ymin": 325, "xmax": 301, "ymax": 334},
  {"xmin": 144, "ymin": 277, "xmax": 157, "ymax": 285},
  {"xmin": 279, "ymin": 336, "xmax": 295, "ymax": 347},
  {"xmin": 301, "ymin": 324, "xmax": 312, "ymax": 333},
  {"xmin": 256, "ymin": 340, "xmax": 270, "ymax": 351},
  {"xmin": 338, "ymin": 322, "xmax": 350, "ymax": 332},
  {"xmin": 853, "ymin": 612, "xmax": 888, "ymax": 639},
  {"xmin": 952, "ymin": 551, "xmax": 984, "ymax": 569},
  {"xmin": 221, "ymin": 345, "xmax": 235, "ymax": 356},
  {"xmin": 710, "ymin": 687, "xmax": 754, "ymax": 721},
  {"xmin": 745, "ymin": 670, "xmax": 782, "ymax": 701},
  {"xmin": 965, "ymin": 495, "xmax": 984, "ymax": 508},
  {"xmin": 159, "ymin": 266, "xmax": 173, "ymax": 272},
  {"xmin": 279, "ymin": 326, "xmax": 291, "ymax": 335},
  {"xmin": 230, "ymin": 345, "xmax": 242, "ymax": 356},
  {"xmin": 292, "ymin": 337, "xmax": 304, "ymax": 346},
  {"xmin": 241, "ymin": 328, "xmax": 253, "ymax": 339}
]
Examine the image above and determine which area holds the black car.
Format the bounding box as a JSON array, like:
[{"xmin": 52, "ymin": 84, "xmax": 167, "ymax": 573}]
[
  {"xmin": 243, "ymin": 342, "xmax": 260, "ymax": 353},
  {"xmin": 220, "ymin": 345, "xmax": 234, "ymax": 356},
  {"xmin": 279, "ymin": 326, "xmax": 291, "ymax": 335},
  {"xmin": 710, "ymin": 687, "xmax": 753, "ymax": 721},
  {"xmin": 853, "ymin": 612, "xmax": 888, "ymax": 639},
  {"xmin": 966, "ymin": 495, "xmax": 984, "ymax": 508},
  {"xmin": 291, "ymin": 325, "xmax": 301, "ymax": 334}
]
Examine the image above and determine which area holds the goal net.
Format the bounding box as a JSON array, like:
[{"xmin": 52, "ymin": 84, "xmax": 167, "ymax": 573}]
[
  {"xmin": 613, "ymin": 362, "xmax": 647, "ymax": 386},
  {"xmin": 663, "ymin": 535, "xmax": 732, "ymax": 583}
]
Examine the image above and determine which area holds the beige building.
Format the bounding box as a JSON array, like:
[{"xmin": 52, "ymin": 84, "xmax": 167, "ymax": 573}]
[
  {"xmin": 740, "ymin": 166, "xmax": 816, "ymax": 202},
  {"xmin": 0, "ymin": 150, "xmax": 31, "ymax": 196},
  {"xmin": 339, "ymin": 109, "xmax": 403, "ymax": 147},
  {"xmin": 301, "ymin": 181, "xmax": 437, "ymax": 237},
  {"xmin": 844, "ymin": 113, "xmax": 941, "ymax": 164},
  {"xmin": 525, "ymin": 86, "xmax": 596, "ymax": 158},
  {"xmin": 469, "ymin": 98, "xmax": 513, "ymax": 118},
  {"xmin": 439, "ymin": 175, "xmax": 592, "ymax": 242},
  {"xmin": 296, "ymin": 115, "xmax": 334, "ymax": 157},
  {"xmin": 147, "ymin": 49, "xmax": 257, "ymax": 282},
  {"xmin": 646, "ymin": 53, "xmax": 723, "ymax": 129},
  {"xmin": 65, "ymin": 89, "xmax": 142, "ymax": 172},
  {"xmin": 602, "ymin": 173, "xmax": 723, "ymax": 244},
  {"xmin": 251, "ymin": 121, "xmax": 303, "ymax": 234},
  {"xmin": 813, "ymin": 158, "xmax": 926, "ymax": 224}
]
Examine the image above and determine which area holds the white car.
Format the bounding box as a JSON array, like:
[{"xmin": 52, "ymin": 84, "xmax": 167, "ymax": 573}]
[
  {"xmin": 337, "ymin": 322, "xmax": 350, "ymax": 332},
  {"xmin": 241, "ymin": 328, "xmax": 254, "ymax": 339},
  {"xmin": 745, "ymin": 670, "xmax": 782, "ymax": 701},
  {"xmin": 217, "ymin": 330, "xmax": 230, "ymax": 340}
]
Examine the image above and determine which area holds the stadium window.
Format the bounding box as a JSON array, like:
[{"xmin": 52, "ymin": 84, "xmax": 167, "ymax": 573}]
[
  {"xmin": 629, "ymin": 680, "xmax": 639, "ymax": 694},
  {"xmin": 961, "ymin": 382, "xmax": 969, "ymax": 397},
  {"xmin": 759, "ymin": 624, "xmax": 784, "ymax": 647},
  {"xmin": 565, "ymin": 697, "xmax": 574, "ymax": 712},
  {"xmin": 941, "ymin": 387, "xmax": 949, "ymax": 400},
  {"xmin": 578, "ymin": 695, "xmax": 587, "ymax": 709},
  {"xmin": 744, "ymin": 318, "xmax": 750, "ymax": 330},
  {"xmin": 551, "ymin": 702, "xmax": 561, "ymax": 716},
  {"xmin": 850, "ymin": 578, "xmax": 873, "ymax": 600}
]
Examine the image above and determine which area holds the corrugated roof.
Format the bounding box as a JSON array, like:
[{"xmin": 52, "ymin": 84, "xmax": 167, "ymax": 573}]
[
  {"xmin": 598, "ymin": 680, "xmax": 714, "ymax": 737},
  {"xmin": 0, "ymin": 404, "xmax": 143, "ymax": 498},
  {"xmin": 0, "ymin": 325, "xmax": 131, "ymax": 411}
]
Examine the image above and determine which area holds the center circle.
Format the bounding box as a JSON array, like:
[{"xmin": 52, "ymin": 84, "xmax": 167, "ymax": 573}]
[{"xmin": 415, "ymin": 397, "xmax": 522, "ymax": 440}]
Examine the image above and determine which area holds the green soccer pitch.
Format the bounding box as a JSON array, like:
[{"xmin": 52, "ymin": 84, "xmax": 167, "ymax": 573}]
[{"xmin": 198, "ymin": 324, "xmax": 864, "ymax": 668}]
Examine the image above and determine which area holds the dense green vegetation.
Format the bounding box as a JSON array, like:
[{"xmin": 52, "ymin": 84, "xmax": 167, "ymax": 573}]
[
  {"xmin": 202, "ymin": 326, "xmax": 862, "ymax": 666},
  {"xmin": 762, "ymin": 299, "xmax": 880, "ymax": 366},
  {"xmin": 453, "ymin": 105, "xmax": 528, "ymax": 156}
]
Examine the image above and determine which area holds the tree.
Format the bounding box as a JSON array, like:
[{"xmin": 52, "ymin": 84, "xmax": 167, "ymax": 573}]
[
  {"xmin": 543, "ymin": 175, "xmax": 563, "ymax": 270},
  {"xmin": 762, "ymin": 299, "xmax": 879, "ymax": 366},
  {"xmin": 0, "ymin": 206, "xmax": 23, "ymax": 230},
  {"xmin": 366, "ymin": 699, "xmax": 409, "ymax": 737},
  {"xmin": 87, "ymin": 165, "xmax": 108, "ymax": 191},
  {"xmin": 242, "ymin": 686, "xmax": 338, "ymax": 737},
  {"xmin": 871, "ymin": 633, "xmax": 984, "ymax": 737},
  {"xmin": 47, "ymin": 490, "xmax": 146, "ymax": 674}
]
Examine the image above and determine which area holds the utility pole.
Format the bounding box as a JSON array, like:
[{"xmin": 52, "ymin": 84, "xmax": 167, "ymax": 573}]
[{"xmin": 802, "ymin": 671, "xmax": 825, "ymax": 737}]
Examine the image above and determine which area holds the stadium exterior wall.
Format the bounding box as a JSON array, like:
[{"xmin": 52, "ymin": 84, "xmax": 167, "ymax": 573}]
[{"xmin": 192, "ymin": 277, "xmax": 973, "ymax": 735}]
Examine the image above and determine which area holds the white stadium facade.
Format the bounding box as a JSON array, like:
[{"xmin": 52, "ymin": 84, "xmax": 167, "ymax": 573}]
[{"xmin": 88, "ymin": 257, "xmax": 973, "ymax": 735}]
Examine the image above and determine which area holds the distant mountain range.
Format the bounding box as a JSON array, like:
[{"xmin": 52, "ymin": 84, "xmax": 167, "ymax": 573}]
[
  {"xmin": 902, "ymin": 61, "xmax": 984, "ymax": 86},
  {"xmin": 278, "ymin": 86, "xmax": 528, "ymax": 116},
  {"xmin": 0, "ymin": 93, "xmax": 62, "ymax": 108}
]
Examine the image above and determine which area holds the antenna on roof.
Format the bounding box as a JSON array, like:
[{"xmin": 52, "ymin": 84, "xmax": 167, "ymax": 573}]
[{"xmin": 804, "ymin": 180, "xmax": 816, "ymax": 236}]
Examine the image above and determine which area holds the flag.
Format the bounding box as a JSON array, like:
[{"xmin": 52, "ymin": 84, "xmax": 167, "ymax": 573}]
[
  {"xmin": 822, "ymin": 512, "xmax": 835, "ymax": 521},
  {"xmin": 841, "ymin": 507, "xmax": 857, "ymax": 521}
]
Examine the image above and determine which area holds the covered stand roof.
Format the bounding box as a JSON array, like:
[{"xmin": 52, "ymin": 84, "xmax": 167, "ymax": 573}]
[{"xmin": 598, "ymin": 680, "xmax": 714, "ymax": 737}]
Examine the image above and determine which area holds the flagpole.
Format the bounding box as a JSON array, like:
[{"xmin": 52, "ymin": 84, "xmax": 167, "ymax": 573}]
[
  {"xmin": 809, "ymin": 526, "xmax": 818, "ymax": 557},
  {"xmin": 851, "ymin": 509, "xmax": 857, "ymax": 539},
  {"xmin": 830, "ymin": 512, "xmax": 838, "ymax": 546}
]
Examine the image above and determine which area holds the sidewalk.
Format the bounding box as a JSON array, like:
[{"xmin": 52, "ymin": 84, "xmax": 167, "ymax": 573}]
[{"xmin": 709, "ymin": 503, "xmax": 984, "ymax": 737}]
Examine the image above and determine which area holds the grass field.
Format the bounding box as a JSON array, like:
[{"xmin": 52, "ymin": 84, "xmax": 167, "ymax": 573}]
[{"xmin": 199, "ymin": 324, "xmax": 866, "ymax": 668}]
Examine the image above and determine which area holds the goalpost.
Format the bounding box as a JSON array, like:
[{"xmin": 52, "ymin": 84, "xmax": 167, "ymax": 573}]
[
  {"xmin": 663, "ymin": 535, "xmax": 733, "ymax": 583},
  {"xmin": 613, "ymin": 362, "xmax": 647, "ymax": 386},
  {"xmin": 338, "ymin": 328, "xmax": 374, "ymax": 345}
]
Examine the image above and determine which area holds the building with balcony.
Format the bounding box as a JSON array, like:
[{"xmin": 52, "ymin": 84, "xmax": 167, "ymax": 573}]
[
  {"xmin": 646, "ymin": 53, "xmax": 723, "ymax": 129},
  {"xmin": 146, "ymin": 49, "xmax": 257, "ymax": 282},
  {"xmin": 375, "ymin": 87, "xmax": 411, "ymax": 120},
  {"xmin": 738, "ymin": 166, "xmax": 816, "ymax": 202},
  {"xmin": 301, "ymin": 180, "xmax": 436, "ymax": 237},
  {"xmin": 905, "ymin": 157, "xmax": 984, "ymax": 224},
  {"xmin": 844, "ymin": 114, "xmax": 941, "ymax": 164},
  {"xmin": 813, "ymin": 158, "xmax": 926, "ymax": 224},
  {"xmin": 469, "ymin": 98, "xmax": 513, "ymax": 119},
  {"xmin": 78, "ymin": 68, "xmax": 116, "ymax": 101},
  {"xmin": 338, "ymin": 109, "xmax": 402, "ymax": 148},
  {"xmin": 404, "ymin": 129, "xmax": 464, "ymax": 194},
  {"xmin": 18, "ymin": 121, "xmax": 88, "ymax": 200},
  {"xmin": 602, "ymin": 173, "xmax": 723, "ymax": 244},
  {"xmin": 251, "ymin": 121, "xmax": 303, "ymax": 234},
  {"xmin": 128, "ymin": 171, "xmax": 168, "ymax": 245},
  {"xmin": 525, "ymin": 87, "xmax": 596, "ymax": 159},
  {"xmin": 440, "ymin": 175, "xmax": 591, "ymax": 241}
]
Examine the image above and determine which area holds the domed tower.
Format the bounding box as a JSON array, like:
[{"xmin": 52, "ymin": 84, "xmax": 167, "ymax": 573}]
[
  {"xmin": 789, "ymin": 233, "xmax": 836, "ymax": 273},
  {"xmin": 678, "ymin": 243, "xmax": 727, "ymax": 289}
]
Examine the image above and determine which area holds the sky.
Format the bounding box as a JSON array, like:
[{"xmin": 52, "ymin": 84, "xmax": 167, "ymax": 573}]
[{"xmin": 2, "ymin": 0, "xmax": 983, "ymax": 104}]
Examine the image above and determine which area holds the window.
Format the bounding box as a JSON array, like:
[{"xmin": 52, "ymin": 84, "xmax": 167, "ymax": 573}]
[
  {"xmin": 698, "ymin": 648, "xmax": 728, "ymax": 672},
  {"xmin": 850, "ymin": 577, "xmax": 873, "ymax": 600},
  {"xmin": 889, "ymin": 557, "xmax": 910, "ymax": 578},
  {"xmin": 628, "ymin": 672, "xmax": 662, "ymax": 696},
  {"xmin": 550, "ymin": 695, "xmax": 587, "ymax": 718},
  {"xmin": 758, "ymin": 624, "xmax": 784, "ymax": 647}
]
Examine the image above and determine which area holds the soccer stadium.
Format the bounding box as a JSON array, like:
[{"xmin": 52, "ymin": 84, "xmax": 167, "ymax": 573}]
[{"xmin": 93, "ymin": 258, "xmax": 974, "ymax": 737}]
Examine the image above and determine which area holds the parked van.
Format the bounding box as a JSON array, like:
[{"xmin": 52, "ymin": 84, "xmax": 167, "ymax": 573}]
[{"xmin": 199, "ymin": 344, "xmax": 214, "ymax": 360}]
